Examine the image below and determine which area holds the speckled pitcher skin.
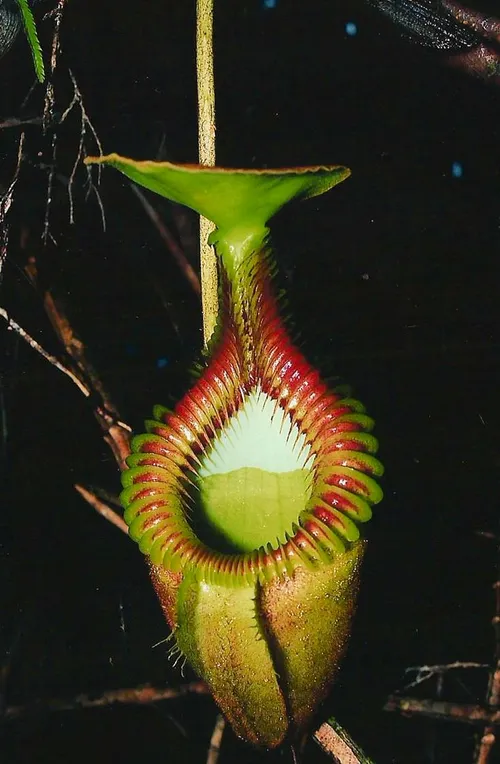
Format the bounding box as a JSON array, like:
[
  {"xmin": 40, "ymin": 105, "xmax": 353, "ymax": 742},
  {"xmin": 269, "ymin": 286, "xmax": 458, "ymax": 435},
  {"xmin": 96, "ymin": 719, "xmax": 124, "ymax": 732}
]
[{"xmin": 86, "ymin": 155, "xmax": 384, "ymax": 748}]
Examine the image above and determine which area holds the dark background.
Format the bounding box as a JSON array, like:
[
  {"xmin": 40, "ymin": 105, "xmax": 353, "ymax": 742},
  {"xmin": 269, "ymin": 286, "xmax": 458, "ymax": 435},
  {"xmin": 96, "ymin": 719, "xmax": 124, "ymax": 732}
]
[{"xmin": 1, "ymin": 1, "xmax": 500, "ymax": 762}]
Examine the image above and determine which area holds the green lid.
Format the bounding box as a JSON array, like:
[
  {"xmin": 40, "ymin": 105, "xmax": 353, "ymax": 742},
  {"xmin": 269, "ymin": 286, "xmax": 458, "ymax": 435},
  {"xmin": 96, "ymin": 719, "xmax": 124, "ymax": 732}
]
[{"xmin": 85, "ymin": 154, "xmax": 350, "ymax": 232}]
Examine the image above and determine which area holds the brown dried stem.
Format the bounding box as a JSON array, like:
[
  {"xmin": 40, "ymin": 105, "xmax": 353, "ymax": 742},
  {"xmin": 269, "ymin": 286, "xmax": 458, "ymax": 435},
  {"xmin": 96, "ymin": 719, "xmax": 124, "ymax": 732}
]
[
  {"xmin": 0, "ymin": 306, "xmax": 90, "ymax": 398},
  {"xmin": 24, "ymin": 257, "xmax": 132, "ymax": 469},
  {"xmin": 206, "ymin": 714, "xmax": 225, "ymax": 764},
  {"xmin": 3, "ymin": 681, "xmax": 209, "ymax": 720},
  {"xmin": 129, "ymin": 183, "xmax": 200, "ymax": 295},
  {"xmin": 0, "ymin": 134, "xmax": 25, "ymax": 280},
  {"xmin": 403, "ymin": 661, "xmax": 489, "ymax": 691},
  {"xmin": 384, "ymin": 695, "xmax": 500, "ymax": 726},
  {"xmin": 0, "ymin": 116, "xmax": 43, "ymax": 129},
  {"xmin": 43, "ymin": 0, "xmax": 69, "ymax": 128},
  {"xmin": 473, "ymin": 542, "xmax": 500, "ymax": 764},
  {"xmin": 314, "ymin": 718, "xmax": 375, "ymax": 764},
  {"xmin": 74, "ymin": 484, "xmax": 128, "ymax": 535},
  {"xmin": 384, "ymin": 531, "xmax": 500, "ymax": 762}
]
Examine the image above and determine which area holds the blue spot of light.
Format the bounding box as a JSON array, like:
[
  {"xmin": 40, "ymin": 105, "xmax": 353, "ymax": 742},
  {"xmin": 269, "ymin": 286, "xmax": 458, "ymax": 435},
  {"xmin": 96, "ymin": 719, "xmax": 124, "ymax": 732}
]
[
  {"xmin": 124, "ymin": 343, "xmax": 138, "ymax": 357},
  {"xmin": 263, "ymin": 0, "xmax": 277, "ymax": 9},
  {"xmin": 345, "ymin": 21, "xmax": 358, "ymax": 36},
  {"xmin": 451, "ymin": 161, "xmax": 463, "ymax": 178},
  {"xmin": 156, "ymin": 357, "xmax": 169, "ymax": 369}
]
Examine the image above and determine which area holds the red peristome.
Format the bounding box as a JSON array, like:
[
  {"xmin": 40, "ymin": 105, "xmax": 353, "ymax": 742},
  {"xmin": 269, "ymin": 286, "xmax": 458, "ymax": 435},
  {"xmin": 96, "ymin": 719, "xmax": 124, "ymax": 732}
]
[
  {"xmin": 122, "ymin": 242, "xmax": 381, "ymax": 582},
  {"xmin": 130, "ymin": 470, "xmax": 162, "ymax": 483},
  {"xmin": 320, "ymin": 491, "xmax": 359, "ymax": 514},
  {"xmin": 325, "ymin": 472, "xmax": 369, "ymax": 495},
  {"xmin": 128, "ymin": 485, "xmax": 165, "ymax": 501},
  {"xmin": 300, "ymin": 396, "xmax": 335, "ymax": 426},
  {"xmin": 311, "ymin": 504, "xmax": 352, "ymax": 533},
  {"xmin": 321, "ymin": 436, "xmax": 373, "ymax": 453}
]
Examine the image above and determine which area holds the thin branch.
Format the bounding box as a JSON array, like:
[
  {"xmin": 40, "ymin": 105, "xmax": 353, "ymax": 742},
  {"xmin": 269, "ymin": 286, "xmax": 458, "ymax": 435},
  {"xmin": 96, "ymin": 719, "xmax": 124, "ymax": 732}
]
[
  {"xmin": 477, "ymin": 531, "xmax": 500, "ymax": 542},
  {"xmin": 63, "ymin": 69, "xmax": 105, "ymax": 229},
  {"xmin": 42, "ymin": 131, "xmax": 57, "ymax": 245},
  {"xmin": 196, "ymin": 0, "xmax": 218, "ymax": 346},
  {"xmin": 0, "ymin": 133, "xmax": 25, "ymax": 282},
  {"xmin": 129, "ymin": 183, "xmax": 200, "ymax": 295},
  {"xmin": 384, "ymin": 695, "xmax": 500, "ymax": 726},
  {"xmin": 0, "ymin": 116, "xmax": 43, "ymax": 129},
  {"xmin": 2, "ymin": 265, "xmax": 132, "ymax": 472},
  {"xmin": 206, "ymin": 714, "xmax": 225, "ymax": 764},
  {"xmin": 473, "ymin": 544, "xmax": 500, "ymax": 763},
  {"xmin": 0, "ymin": 306, "xmax": 90, "ymax": 397},
  {"xmin": 314, "ymin": 718, "xmax": 375, "ymax": 764},
  {"xmin": 24, "ymin": 260, "xmax": 132, "ymax": 468},
  {"xmin": 74, "ymin": 484, "xmax": 128, "ymax": 535},
  {"xmin": 403, "ymin": 661, "xmax": 489, "ymax": 690},
  {"xmin": 475, "ymin": 732, "xmax": 496, "ymax": 764},
  {"xmin": 40, "ymin": 69, "xmax": 106, "ymax": 240},
  {"xmin": 43, "ymin": 0, "xmax": 68, "ymax": 130},
  {"xmin": 38, "ymin": 1, "xmax": 69, "ymax": 244},
  {"xmin": 3, "ymin": 681, "xmax": 209, "ymax": 720}
]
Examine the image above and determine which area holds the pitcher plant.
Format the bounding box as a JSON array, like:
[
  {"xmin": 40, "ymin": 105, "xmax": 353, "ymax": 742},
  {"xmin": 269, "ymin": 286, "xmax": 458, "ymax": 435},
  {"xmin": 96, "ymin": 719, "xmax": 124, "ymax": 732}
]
[{"xmin": 86, "ymin": 154, "xmax": 384, "ymax": 748}]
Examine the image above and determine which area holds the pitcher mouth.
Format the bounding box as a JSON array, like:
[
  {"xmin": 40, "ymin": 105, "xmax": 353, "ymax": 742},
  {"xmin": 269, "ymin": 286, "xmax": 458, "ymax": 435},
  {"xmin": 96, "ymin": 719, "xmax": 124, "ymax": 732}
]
[{"xmin": 120, "ymin": 342, "xmax": 383, "ymax": 588}]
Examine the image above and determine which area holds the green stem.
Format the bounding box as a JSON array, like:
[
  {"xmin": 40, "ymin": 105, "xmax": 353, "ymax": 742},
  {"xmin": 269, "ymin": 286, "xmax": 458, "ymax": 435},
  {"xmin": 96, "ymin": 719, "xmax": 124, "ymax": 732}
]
[{"xmin": 196, "ymin": 0, "xmax": 218, "ymax": 347}]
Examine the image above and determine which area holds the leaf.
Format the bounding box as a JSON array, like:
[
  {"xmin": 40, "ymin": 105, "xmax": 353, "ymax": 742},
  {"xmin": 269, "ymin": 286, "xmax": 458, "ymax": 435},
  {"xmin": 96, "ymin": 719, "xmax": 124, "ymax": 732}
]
[
  {"xmin": 16, "ymin": 0, "xmax": 45, "ymax": 83},
  {"xmin": 84, "ymin": 154, "xmax": 351, "ymax": 235}
]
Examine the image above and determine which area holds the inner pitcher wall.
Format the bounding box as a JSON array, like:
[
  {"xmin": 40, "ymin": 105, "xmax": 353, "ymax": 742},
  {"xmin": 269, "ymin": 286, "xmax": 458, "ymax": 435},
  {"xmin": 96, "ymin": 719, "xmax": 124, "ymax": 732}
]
[{"xmin": 192, "ymin": 387, "xmax": 314, "ymax": 553}]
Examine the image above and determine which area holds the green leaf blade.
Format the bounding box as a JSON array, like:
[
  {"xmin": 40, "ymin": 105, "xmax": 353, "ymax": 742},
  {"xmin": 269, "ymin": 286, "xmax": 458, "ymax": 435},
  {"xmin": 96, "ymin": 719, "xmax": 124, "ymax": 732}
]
[{"xmin": 16, "ymin": 0, "xmax": 45, "ymax": 83}]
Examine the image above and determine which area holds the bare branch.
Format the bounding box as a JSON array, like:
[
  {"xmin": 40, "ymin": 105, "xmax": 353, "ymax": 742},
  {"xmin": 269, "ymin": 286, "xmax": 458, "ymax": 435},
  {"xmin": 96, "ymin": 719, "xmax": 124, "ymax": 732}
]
[
  {"xmin": 314, "ymin": 718, "xmax": 375, "ymax": 764},
  {"xmin": 0, "ymin": 116, "xmax": 43, "ymax": 129},
  {"xmin": 74, "ymin": 484, "xmax": 128, "ymax": 535},
  {"xmin": 43, "ymin": 0, "xmax": 69, "ymax": 129},
  {"xmin": 3, "ymin": 681, "xmax": 209, "ymax": 720},
  {"xmin": 130, "ymin": 183, "xmax": 200, "ymax": 295},
  {"xmin": 63, "ymin": 70, "xmax": 105, "ymax": 229},
  {"xmin": 0, "ymin": 306, "xmax": 90, "ymax": 397},
  {"xmin": 24, "ymin": 260, "xmax": 132, "ymax": 468},
  {"xmin": 384, "ymin": 695, "xmax": 500, "ymax": 726},
  {"xmin": 473, "ymin": 553, "xmax": 500, "ymax": 763},
  {"xmin": 42, "ymin": 132, "xmax": 57, "ymax": 245},
  {"xmin": 403, "ymin": 661, "xmax": 489, "ymax": 690},
  {"xmin": 206, "ymin": 714, "xmax": 225, "ymax": 764},
  {"xmin": 476, "ymin": 732, "xmax": 497, "ymax": 764},
  {"xmin": 0, "ymin": 133, "xmax": 25, "ymax": 281},
  {"xmin": 477, "ymin": 531, "xmax": 500, "ymax": 542}
]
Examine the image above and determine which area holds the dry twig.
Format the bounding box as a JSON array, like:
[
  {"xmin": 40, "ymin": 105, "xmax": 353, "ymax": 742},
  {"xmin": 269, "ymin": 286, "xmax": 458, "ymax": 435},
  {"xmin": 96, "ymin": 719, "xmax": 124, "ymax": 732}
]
[
  {"xmin": 0, "ymin": 306, "xmax": 90, "ymax": 397},
  {"xmin": 0, "ymin": 133, "xmax": 25, "ymax": 281},
  {"xmin": 314, "ymin": 718, "xmax": 375, "ymax": 764},
  {"xmin": 473, "ymin": 543, "xmax": 500, "ymax": 764},
  {"xmin": 206, "ymin": 714, "xmax": 225, "ymax": 764},
  {"xmin": 24, "ymin": 257, "xmax": 132, "ymax": 468},
  {"xmin": 385, "ymin": 532, "xmax": 500, "ymax": 762},
  {"xmin": 0, "ymin": 116, "xmax": 43, "ymax": 129},
  {"xmin": 3, "ymin": 681, "xmax": 209, "ymax": 720},
  {"xmin": 42, "ymin": 0, "xmax": 68, "ymax": 127},
  {"xmin": 74, "ymin": 484, "xmax": 128, "ymax": 535},
  {"xmin": 403, "ymin": 661, "xmax": 489, "ymax": 690},
  {"xmin": 130, "ymin": 183, "xmax": 200, "ymax": 295},
  {"xmin": 384, "ymin": 695, "xmax": 500, "ymax": 726}
]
